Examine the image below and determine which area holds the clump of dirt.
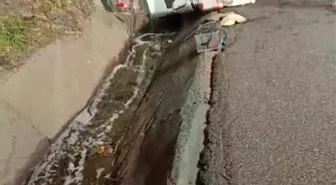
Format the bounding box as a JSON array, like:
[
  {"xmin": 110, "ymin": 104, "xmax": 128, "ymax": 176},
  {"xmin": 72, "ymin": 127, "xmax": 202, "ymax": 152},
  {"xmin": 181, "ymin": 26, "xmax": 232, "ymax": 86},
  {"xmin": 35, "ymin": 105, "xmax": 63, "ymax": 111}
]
[{"xmin": 0, "ymin": 0, "xmax": 94, "ymax": 69}]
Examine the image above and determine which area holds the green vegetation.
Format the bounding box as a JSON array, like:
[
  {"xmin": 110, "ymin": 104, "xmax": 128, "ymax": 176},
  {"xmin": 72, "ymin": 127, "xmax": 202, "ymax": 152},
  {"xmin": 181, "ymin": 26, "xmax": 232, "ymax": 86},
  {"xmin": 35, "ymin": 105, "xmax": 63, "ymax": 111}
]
[
  {"xmin": 0, "ymin": 0, "xmax": 94, "ymax": 69},
  {"xmin": 0, "ymin": 16, "xmax": 29, "ymax": 68}
]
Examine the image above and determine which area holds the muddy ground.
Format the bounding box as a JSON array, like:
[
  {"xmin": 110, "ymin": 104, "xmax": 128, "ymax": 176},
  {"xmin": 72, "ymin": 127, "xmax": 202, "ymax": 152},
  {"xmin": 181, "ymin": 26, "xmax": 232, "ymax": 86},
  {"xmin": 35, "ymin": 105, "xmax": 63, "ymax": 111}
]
[
  {"xmin": 25, "ymin": 32, "xmax": 170, "ymax": 184},
  {"xmin": 24, "ymin": 12, "xmax": 218, "ymax": 185}
]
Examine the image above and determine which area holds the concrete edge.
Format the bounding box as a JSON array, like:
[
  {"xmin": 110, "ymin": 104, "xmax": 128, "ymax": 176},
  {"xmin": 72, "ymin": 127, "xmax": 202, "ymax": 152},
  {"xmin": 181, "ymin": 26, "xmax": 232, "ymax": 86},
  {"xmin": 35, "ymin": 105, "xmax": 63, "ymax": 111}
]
[{"xmin": 172, "ymin": 52, "xmax": 214, "ymax": 185}]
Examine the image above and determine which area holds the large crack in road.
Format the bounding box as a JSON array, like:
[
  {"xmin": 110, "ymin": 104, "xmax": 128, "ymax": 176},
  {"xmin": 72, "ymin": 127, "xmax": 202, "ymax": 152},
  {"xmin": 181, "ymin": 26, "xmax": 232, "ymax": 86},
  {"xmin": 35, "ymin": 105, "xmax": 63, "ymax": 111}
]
[
  {"xmin": 25, "ymin": 13, "xmax": 220, "ymax": 185},
  {"xmin": 196, "ymin": 54, "xmax": 228, "ymax": 185}
]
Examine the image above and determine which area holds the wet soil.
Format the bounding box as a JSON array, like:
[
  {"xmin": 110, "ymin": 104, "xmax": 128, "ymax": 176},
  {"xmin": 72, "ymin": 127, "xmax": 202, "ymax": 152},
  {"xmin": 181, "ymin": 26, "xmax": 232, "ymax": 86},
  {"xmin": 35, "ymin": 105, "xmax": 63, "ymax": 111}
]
[
  {"xmin": 108, "ymin": 14, "xmax": 214, "ymax": 185},
  {"xmin": 109, "ymin": 47, "xmax": 199, "ymax": 185},
  {"xmin": 26, "ymin": 12, "xmax": 212, "ymax": 185},
  {"xmin": 25, "ymin": 31, "xmax": 178, "ymax": 184}
]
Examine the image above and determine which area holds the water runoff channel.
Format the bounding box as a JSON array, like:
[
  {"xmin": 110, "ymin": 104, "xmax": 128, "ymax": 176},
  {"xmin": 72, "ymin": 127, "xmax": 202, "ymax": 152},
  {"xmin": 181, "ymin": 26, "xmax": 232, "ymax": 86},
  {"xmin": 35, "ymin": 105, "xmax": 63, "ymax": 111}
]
[{"xmin": 25, "ymin": 12, "xmax": 221, "ymax": 185}]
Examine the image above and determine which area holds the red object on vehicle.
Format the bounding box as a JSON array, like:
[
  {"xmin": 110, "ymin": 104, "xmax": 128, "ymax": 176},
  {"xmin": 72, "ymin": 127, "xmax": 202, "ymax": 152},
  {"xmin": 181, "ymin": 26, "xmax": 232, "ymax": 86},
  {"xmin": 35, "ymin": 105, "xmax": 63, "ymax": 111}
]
[
  {"xmin": 116, "ymin": 2, "xmax": 128, "ymax": 9},
  {"xmin": 197, "ymin": 3, "xmax": 223, "ymax": 11},
  {"xmin": 196, "ymin": 0, "xmax": 227, "ymax": 11}
]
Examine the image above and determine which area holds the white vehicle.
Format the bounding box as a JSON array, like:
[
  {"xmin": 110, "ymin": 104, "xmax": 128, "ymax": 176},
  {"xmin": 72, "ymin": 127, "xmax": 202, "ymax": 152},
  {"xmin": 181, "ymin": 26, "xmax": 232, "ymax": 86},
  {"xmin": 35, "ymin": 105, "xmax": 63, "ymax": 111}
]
[
  {"xmin": 116, "ymin": 0, "xmax": 232, "ymax": 18},
  {"xmin": 144, "ymin": 0, "xmax": 233, "ymax": 18}
]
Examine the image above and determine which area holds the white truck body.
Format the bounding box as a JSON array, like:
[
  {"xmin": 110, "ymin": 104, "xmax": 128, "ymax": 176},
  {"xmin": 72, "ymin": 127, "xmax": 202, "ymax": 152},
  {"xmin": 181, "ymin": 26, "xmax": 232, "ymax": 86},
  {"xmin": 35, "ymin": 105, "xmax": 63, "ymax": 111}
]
[
  {"xmin": 142, "ymin": 0, "xmax": 228, "ymax": 18},
  {"xmin": 116, "ymin": 0, "xmax": 255, "ymax": 18},
  {"xmin": 142, "ymin": 0, "xmax": 193, "ymax": 18}
]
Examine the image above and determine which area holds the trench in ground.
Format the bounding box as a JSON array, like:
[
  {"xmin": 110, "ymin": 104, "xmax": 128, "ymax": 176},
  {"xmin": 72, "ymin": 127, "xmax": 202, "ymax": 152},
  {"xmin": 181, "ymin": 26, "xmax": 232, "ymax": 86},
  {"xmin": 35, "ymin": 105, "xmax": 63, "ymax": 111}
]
[
  {"xmin": 107, "ymin": 12, "xmax": 217, "ymax": 185},
  {"xmin": 25, "ymin": 12, "xmax": 217, "ymax": 185}
]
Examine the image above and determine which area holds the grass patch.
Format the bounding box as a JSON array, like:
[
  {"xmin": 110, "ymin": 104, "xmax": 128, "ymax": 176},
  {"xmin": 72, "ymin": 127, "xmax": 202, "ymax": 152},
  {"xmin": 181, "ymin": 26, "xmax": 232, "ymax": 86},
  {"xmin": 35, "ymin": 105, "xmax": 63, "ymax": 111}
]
[
  {"xmin": 0, "ymin": 0, "xmax": 94, "ymax": 69},
  {"xmin": 0, "ymin": 16, "xmax": 30, "ymax": 68}
]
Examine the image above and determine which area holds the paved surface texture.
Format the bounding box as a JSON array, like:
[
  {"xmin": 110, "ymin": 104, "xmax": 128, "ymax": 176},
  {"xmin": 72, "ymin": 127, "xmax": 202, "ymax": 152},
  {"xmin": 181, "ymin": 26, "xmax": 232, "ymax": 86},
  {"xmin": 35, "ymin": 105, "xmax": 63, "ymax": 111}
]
[
  {"xmin": 0, "ymin": 9, "xmax": 129, "ymax": 185},
  {"xmin": 0, "ymin": 100, "xmax": 48, "ymax": 185},
  {"xmin": 201, "ymin": 0, "xmax": 336, "ymax": 184}
]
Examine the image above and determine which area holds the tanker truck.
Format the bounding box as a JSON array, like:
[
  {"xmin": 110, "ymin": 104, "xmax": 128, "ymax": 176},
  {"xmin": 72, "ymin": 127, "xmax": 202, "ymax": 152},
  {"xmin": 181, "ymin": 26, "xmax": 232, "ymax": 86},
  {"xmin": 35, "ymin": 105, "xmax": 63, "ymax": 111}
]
[{"xmin": 115, "ymin": 0, "xmax": 233, "ymax": 18}]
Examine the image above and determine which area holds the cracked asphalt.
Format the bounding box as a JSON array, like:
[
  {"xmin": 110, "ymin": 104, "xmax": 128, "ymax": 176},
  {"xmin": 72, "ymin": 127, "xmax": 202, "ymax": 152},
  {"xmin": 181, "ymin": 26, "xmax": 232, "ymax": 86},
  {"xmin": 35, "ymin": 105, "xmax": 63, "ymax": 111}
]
[{"xmin": 202, "ymin": 0, "xmax": 336, "ymax": 184}]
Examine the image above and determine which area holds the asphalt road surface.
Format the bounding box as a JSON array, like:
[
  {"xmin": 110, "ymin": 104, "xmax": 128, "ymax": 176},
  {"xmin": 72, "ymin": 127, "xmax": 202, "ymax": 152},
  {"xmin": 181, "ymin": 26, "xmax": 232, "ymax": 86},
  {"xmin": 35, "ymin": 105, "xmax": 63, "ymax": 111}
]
[{"xmin": 203, "ymin": 0, "xmax": 336, "ymax": 184}]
